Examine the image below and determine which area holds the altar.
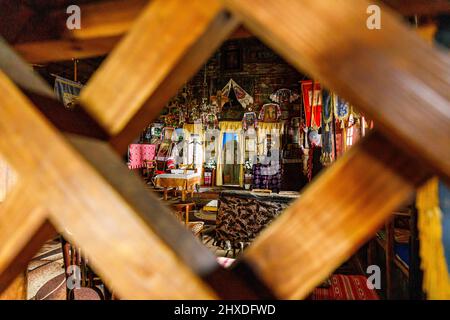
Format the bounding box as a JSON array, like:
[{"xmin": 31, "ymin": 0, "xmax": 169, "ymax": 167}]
[{"xmin": 154, "ymin": 172, "xmax": 201, "ymax": 201}]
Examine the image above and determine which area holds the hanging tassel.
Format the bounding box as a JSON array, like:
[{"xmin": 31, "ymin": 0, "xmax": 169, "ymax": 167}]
[
  {"xmin": 320, "ymin": 152, "xmax": 333, "ymax": 166},
  {"xmin": 417, "ymin": 178, "xmax": 450, "ymax": 299}
]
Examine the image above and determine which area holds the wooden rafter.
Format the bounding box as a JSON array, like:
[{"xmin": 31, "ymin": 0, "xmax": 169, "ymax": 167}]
[
  {"xmin": 13, "ymin": 0, "xmax": 147, "ymax": 63},
  {"xmin": 0, "ymin": 184, "xmax": 55, "ymax": 293}
]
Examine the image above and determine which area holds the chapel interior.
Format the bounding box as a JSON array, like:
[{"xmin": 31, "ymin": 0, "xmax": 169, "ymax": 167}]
[{"xmin": 0, "ymin": 0, "xmax": 448, "ymax": 301}]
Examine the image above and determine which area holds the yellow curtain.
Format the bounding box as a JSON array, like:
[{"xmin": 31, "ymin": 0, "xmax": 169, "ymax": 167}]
[
  {"xmin": 416, "ymin": 177, "xmax": 450, "ymax": 299},
  {"xmin": 219, "ymin": 121, "xmax": 243, "ymax": 132},
  {"xmin": 183, "ymin": 123, "xmax": 204, "ymax": 137},
  {"xmin": 216, "ymin": 121, "xmax": 244, "ymax": 187}
]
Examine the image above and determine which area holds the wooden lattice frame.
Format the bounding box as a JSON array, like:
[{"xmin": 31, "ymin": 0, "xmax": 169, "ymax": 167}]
[{"xmin": 0, "ymin": 0, "xmax": 449, "ymax": 299}]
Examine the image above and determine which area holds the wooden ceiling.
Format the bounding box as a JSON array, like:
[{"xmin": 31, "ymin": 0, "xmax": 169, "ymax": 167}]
[{"xmin": 1, "ymin": 0, "xmax": 448, "ymax": 84}]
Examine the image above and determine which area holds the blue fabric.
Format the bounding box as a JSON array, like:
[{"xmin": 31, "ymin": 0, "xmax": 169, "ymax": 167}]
[
  {"xmin": 439, "ymin": 181, "xmax": 450, "ymax": 270},
  {"xmin": 394, "ymin": 243, "xmax": 410, "ymax": 267},
  {"xmin": 321, "ymin": 90, "xmax": 333, "ymax": 154}
]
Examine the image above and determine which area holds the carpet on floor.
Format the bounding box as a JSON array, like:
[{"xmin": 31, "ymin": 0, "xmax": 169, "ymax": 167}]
[{"xmin": 309, "ymin": 274, "xmax": 379, "ymax": 300}]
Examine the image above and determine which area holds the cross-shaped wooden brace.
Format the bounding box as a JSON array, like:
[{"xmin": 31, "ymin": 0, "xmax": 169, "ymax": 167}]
[{"xmin": 0, "ymin": 0, "xmax": 448, "ymax": 299}]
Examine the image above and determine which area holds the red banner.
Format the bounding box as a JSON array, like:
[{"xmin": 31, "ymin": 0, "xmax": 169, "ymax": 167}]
[{"xmin": 301, "ymin": 80, "xmax": 322, "ymax": 129}]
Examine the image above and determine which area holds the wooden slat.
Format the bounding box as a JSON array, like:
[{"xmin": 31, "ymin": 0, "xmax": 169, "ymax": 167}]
[
  {"xmin": 0, "ymin": 183, "xmax": 55, "ymax": 294},
  {"xmin": 0, "ymin": 272, "xmax": 28, "ymax": 300},
  {"xmin": 236, "ymin": 132, "xmax": 431, "ymax": 299},
  {"xmin": 225, "ymin": 0, "xmax": 450, "ymax": 181},
  {"xmin": 0, "ymin": 69, "xmax": 217, "ymax": 299},
  {"xmin": 81, "ymin": 0, "xmax": 239, "ymax": 153},
  {"xmin": 14, "ymin": 36, "xmax": 121, "ymax": 64}
]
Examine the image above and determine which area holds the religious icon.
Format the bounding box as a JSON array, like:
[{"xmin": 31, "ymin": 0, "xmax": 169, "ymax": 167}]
[{"xmin": 259, "ymin": 103, "xmax": 281, "ymax": 122}]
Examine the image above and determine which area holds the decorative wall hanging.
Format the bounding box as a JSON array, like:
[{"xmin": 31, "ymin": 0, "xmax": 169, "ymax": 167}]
[
  {"xmin": 333, "ymin": 94, "xmax": 350, "ymax": 128},
  {"xmin": 54, "ymin": 76, "xmax": 83, "ymax": 110},
  {"xmin": 128, "ymin": 144, "xmax": 156, "ymax": 169},
  {"xmin": 350, "ymin": 105, "xmax": 362, "ymax": 126},
  {"xmin": 259, "ymin": 103, "xmax": 281, "ymax": 122},
  {"xmin": 321, "ymin": 89, "xmax": 333, "ymax": 166},
  {"xmin": 270, "ymin": 88, "xmax": 300, "ymax": 104},
  {"xmin": 321, "ymin": 129, "xmax": 334, "ymax": 166},
  {"xmin": 242, "ymin": 111, "xmax": 258, "ymax": 131},
  {"xmin": 301, "ymin": 80, "xmax": 322, "ymax": 129},
  {"xmin": 203, "ymin": 112, "xmax": 219, "ymax": 130},
  {"xmin": 221, "ymin": 79, "xmax": 254, "ymax": 109},
  {"xmin": 210, "ymin": 90, "xmax": 228, "ymax": 111},
  {"xmin": 322, "ymin": 90, "xmax": 333, "ymax": 132},
  {"xmin": 270, "ymin": 88, "xmax": 300, "ymax": 121}
]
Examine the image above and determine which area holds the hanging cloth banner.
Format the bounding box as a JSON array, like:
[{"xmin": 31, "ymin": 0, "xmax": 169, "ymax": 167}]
[
  {"xmin": 333, "ymin": 94, "xmax": 350, "ymax": 128},
  {"xmin": 270, "ymin": 88, "xmax": 300, "ymax": 104},
  {"xmin": 301, "ymin": 80, "xmax": 322, "ymax": 129},
  {"xmin": 221, "ymin": 79, "xmax": 254, "ymax": 109},
  {"xmin": 322, "ymin": 89, "xmax": 333, "ymax": 132},
  {"xmin": 321, "ymin": 89, "xmax": 333, "ymax": 166},
  {"xmin": 127, "ymin": 144, "xmax": 156, "ymax": 169},
  {"xmin": 54, "ymin": 76, "xmax": 83, "ymax": 109},
  {"xmin": 417, "ymin": 178, "xmax": 450, "ymax": 299}
]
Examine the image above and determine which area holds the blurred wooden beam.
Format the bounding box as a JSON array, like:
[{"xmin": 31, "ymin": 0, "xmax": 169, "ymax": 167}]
[
  {"xmin": 14, "ymin": 36, "xmax": 121, "ymax": 64},
  {"xmin": 0, "ymin": 272, "xmax": 28, "ymax": 300},
  {"xmin": 0, "ymin": 184, "xmax": 54, "ymax": 294},
  {"xmin": 229, "ymin": 25, "xmax": 253, "ymax": 39},
  {"xmin": 81, "ymin": 0, "xmax": 239, "ymax": 153}
]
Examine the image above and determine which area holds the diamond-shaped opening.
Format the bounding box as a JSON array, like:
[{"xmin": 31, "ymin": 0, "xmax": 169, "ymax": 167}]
[
  {"xmin": 117, "ymin": 36, "xmax": 373, "ymax": 235},
  {"xmin": 8, "ymin": 0, "xmax": 438, "ymax": 300},
  {"xmin": 27, "ymin": 35, "xmax": 379, "ymax": 299}
]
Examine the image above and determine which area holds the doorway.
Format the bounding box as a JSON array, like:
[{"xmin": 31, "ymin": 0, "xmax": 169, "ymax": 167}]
[{"xmin": 222, "ymin": 132, "xmax": 240, "ymax": 186}]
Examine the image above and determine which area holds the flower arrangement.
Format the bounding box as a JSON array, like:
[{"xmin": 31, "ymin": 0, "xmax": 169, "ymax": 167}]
[{"xmin": 204, "ymin": 158, "xmax": 217, "ymax": 170}]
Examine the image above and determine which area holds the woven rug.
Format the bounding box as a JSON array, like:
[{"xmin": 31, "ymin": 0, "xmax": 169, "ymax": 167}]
[
  {"xmin": 310, "ymin": 274, "xmax": 379, "ymax": 300},
  {"xmin": 27, "ymin": 238, "xmax": 65, "ymax": 300}
]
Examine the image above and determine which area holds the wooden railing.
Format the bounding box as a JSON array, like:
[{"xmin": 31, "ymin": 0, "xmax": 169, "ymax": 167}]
[{"xmin": 0, "ymin": 0, "xmax": 449, "ymax": 299}]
